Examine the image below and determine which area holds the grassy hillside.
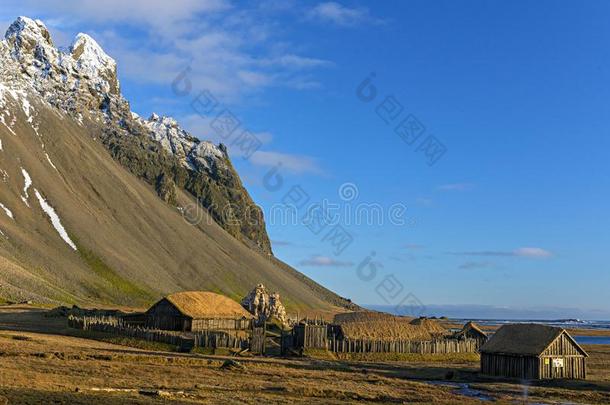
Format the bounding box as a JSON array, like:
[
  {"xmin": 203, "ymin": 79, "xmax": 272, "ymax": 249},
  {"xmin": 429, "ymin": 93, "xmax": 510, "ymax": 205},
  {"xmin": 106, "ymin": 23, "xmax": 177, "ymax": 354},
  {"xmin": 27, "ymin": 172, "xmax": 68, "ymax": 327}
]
[{"xmin": 0, "ymin": 94, "xmax": 355, "ymax": 313}]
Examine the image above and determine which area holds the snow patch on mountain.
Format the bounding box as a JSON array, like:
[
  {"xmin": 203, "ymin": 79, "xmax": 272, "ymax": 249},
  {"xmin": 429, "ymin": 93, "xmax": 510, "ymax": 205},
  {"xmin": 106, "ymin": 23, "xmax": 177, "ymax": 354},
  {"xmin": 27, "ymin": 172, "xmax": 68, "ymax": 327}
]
[
  {"xmin": 20, "ymin": 167, "xmax": 31, "ymax": 206},
  {"xmin": 45, "ymin": 152, "xmax": 58, "ymax": 170},
  {"xmin": 0, "ymin": 83, "xmax": 40, "ymax": 135},
  {"xmin": 0, "ymin": 202, "xmax": 14, "ymax": 219},
  {"xmin": 34, "ymin": 189, "xmax": 77, "ymax": 250}
]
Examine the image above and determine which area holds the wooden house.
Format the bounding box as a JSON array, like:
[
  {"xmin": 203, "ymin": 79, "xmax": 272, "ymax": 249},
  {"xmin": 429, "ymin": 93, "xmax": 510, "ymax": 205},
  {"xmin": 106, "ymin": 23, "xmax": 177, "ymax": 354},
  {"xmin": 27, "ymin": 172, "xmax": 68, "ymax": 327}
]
[
  {"xmin": 454, "ymin": 321, "xmax": 488, "ymax": 346},
  {"xmin": 480, "ymin": 323, "xmax": 588, "ymax": 380},
  {"xmin": 145, "ymin": 291, "xmax": 254, "ymax": 332}
]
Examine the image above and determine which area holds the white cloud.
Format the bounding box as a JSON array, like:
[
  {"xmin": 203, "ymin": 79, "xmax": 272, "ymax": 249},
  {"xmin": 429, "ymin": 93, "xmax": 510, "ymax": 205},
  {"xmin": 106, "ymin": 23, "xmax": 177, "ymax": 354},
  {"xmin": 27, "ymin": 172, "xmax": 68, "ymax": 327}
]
[
  {"xmin": 180, "ymin": 113, "xmax": 273, "ymax": 147},
  {"xmin": 180, "ymin": 114, "xmax": 320, "ymax": 175},
  {"xmin": 28, "ymin": 0, "xmax": 231, "ymax": 32},
  {"xmin": 449, "ymin": 247, "xmax": 553, "ymax": 259},
  {"xmin": 257, "ymin": 54, "xmax": 333, "ymax": 69},
  {"xmin": 514, "ymin": 247, "xmax": 552, "ymax": 258},
  {"xmin": 299, "ymin": 255, "xmax": 353, "ymax": 267},
  {"xmin": 307, "ymin": 2, "xmax": 377, "ymax": 27},
  {"xmin": 249, "ymin": 150, "xmax": 323, "ymax": 175}
]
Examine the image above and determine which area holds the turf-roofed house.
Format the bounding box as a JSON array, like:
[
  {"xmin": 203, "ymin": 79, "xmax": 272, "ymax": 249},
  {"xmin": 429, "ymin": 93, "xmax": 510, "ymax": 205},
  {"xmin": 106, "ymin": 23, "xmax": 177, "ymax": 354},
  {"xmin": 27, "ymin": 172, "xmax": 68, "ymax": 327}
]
[
  {"xmin": 453, "ymin": 321, "xmax": 488, "ymax": 346},
  {"xmin": 480, "ymin": 324, "xmax": 588, "ymax": 380},
  {"xmin": 145, "ymin": 291, "xmax": 254, "ymax": 332}
]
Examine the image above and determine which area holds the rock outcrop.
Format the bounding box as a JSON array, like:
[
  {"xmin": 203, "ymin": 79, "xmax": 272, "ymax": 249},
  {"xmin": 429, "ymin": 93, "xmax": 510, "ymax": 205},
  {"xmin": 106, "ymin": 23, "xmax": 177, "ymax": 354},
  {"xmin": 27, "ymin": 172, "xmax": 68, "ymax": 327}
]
[{"xmin": 241, "ymin": 284, "xmax": 287, "ymax": 324}]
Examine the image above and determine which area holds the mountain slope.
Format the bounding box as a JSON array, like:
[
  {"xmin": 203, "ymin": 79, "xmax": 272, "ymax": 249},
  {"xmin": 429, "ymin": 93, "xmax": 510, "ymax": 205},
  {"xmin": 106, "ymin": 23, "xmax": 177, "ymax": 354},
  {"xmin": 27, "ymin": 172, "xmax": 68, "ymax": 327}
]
[{"xmin": 0, "ymin": 16, "xmax": 355, "ymax": 312}]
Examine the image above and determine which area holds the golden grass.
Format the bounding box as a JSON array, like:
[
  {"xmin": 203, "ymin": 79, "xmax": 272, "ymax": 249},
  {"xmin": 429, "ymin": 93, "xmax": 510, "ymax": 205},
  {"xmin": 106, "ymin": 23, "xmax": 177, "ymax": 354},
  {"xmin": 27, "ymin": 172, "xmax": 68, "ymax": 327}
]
[
  {"xmin": 333, "ymin": 311, "xmax": 410, "ymax": 323},
  {"xmin": 0, "ymin": 330, "xmax": 483, "ymax": 404},
  {"xmin": 1, "ymin": 309, "xmax": 610, "ymax": 404},
  {"xmin": 333, "ymin": 312, "xmax": 449, "ymax": 341}
]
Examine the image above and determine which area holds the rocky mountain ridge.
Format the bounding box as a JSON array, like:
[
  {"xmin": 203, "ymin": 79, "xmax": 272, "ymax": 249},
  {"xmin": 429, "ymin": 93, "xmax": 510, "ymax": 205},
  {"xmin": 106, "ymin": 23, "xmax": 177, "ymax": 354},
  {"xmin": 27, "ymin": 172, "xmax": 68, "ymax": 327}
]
[{"xmin": 0, "ymin": 16, "xmax": 271, "ymax": 254}]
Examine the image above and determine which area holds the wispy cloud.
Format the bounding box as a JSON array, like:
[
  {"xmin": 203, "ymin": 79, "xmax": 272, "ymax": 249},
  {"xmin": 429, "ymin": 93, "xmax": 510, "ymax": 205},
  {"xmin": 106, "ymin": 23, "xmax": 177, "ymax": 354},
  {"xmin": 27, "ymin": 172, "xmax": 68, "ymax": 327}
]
[
  {"xmin": 306, "ymin": 2, "xmax": 379, "ymax": 27},
  {"xmin": 257, "ymin": 54, "xmax": 333, "ymax": 70},
  {"xmin": 458, "ymin": 261, "xmax": 499, "ymax": 270},
  {"xmin": 437, "ymin": 183, "xmax": 474, "ymax": 191},
  {"xmin": 448, "ymin": 247, "xmax": 553, "ymax": 259},
  {"xmin": 299, "ymin": 255, "xmax": 353, "ymax": 267},
  {"xmin": 249, "ymin": 151, "xmax": 324, "ymax": 175},
  {"xmin": 180, "ymin": 114, "xmax": 273, "ymax": 147},
  {"xmin": 405, "ymin": 244, "xmax": 424, "ymax": 250},
  {"xmin": 513, "ymin": 247, "xmax": 553, "ymax": 258},
  {"xmin": 180, "ymin": 114, "xmax": 321, "ymax": 175}
]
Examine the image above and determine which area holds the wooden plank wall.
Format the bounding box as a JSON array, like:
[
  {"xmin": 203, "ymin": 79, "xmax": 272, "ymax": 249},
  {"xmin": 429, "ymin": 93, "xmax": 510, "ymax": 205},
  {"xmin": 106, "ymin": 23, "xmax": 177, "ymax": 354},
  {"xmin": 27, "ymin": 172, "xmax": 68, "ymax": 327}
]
[
  {"xmin": 539, "ymin": 356, "xmax": 586, "ymax": 379},
  {"xmin": 69, "ymin": 316, "xmax": 248, "ymax": 349},
  {"xmin": 250, "ymin": 326, "xmax": 266, "ymax": 354},
  {"xmin": 481, "ymin": 353, "xmax": 540, "ymax": 379},
  {"xmin": 293, "ymin": 324, "xmax": 327, "ymax": 349},
  {"xmin": 328, "ymin": 337, "xmax": 479, "ymax": 354},
  {"xmin": 190, "ymin": 318, "xmax": 253, "ymax": 331},
  {"xmin": 543, "ymin": 333, "xmax": 584, "ymax": 356},
  {"xmin": 481, "ymin": 353, "xmax": 586, "ymax": 380}
]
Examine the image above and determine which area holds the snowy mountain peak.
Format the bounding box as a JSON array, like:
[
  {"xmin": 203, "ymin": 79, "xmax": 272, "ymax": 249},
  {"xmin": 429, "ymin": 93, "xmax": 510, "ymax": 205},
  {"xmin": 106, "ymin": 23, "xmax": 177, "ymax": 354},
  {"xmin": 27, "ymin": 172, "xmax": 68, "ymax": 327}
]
[
  {"xmin": 5, "ymin": 16, "xmax": 53, "ymax": 47},
  {"xmin": 4, "ymin": 16, "xmax": 58, "ymax": 68},
  {"xmin": 148, "ymin": 113, "xmax": 178, "ymax": 128},
  {"xmin": 1, "ymin": 16, "xmax": 120, "ymax": 99},
  {"xmin": 70, "ymin": 32, "xmax": 119, "ymax": 94}
]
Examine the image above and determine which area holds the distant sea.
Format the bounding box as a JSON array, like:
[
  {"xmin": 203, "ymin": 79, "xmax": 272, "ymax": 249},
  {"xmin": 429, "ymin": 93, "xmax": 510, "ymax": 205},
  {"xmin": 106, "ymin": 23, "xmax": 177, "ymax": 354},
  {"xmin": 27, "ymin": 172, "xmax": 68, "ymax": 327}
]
[
  {"xmin": 366, "ymin": 304, "xmax": 610, "ymax": 324},
  {"xmin": 449, "ymin": 319, "xmax": 610, "ymax": 345},
  {"xmin": 451, "ymin": 318, "xmax": 610, "ymax": 331}
]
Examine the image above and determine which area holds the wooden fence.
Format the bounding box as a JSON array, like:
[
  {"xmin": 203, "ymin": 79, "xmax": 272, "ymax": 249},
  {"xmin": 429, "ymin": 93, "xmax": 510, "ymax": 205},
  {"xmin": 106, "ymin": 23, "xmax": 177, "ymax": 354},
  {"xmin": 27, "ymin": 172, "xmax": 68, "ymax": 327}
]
[
  {"xmin": 189, "ymin": 317, "xmax": 253, "ymax": 331},
  {"xmin": 292, "ymin": 323, "xmax": 327, "ymax": 349},
  {"xmin": 69, "ymin": 316, "xmax": 480, "ymax": 356},
  {"xmin": 288, "ymin": 323, "xmax": 480, "ymax": 354},
  {"xmin": 327, "ymin": 337, "xmax": 479, "ymax": 354},
  {"xmin": 250, "ymin": 326, "xmax": 266, "ymax": 354},
  {"xmin": 68, "ymin": 316, "xmax": 248, "ymax": 350}
]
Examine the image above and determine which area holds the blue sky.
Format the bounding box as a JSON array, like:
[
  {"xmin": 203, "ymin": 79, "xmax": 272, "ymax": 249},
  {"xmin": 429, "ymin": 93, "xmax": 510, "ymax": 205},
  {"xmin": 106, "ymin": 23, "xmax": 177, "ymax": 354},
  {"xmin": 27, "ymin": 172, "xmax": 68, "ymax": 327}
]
[{"xmin": 2, "ymin": 1, "xmax": 609, "ymax": 315}]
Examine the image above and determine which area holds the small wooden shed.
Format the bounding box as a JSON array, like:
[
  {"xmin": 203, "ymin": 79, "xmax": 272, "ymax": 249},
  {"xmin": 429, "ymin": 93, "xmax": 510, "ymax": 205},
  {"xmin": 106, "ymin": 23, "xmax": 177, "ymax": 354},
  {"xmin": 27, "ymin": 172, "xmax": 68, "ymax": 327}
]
[
  {"xmin": 454, "ymin": 321, "xmax": 488, "ymax": 346},
  {"xmin": 480, "ymin": 323, "xmax": 588, "ymax": 380},
  {"xmin": 145, "ymin": 291, "xmax": 254, "ymax": 332}
]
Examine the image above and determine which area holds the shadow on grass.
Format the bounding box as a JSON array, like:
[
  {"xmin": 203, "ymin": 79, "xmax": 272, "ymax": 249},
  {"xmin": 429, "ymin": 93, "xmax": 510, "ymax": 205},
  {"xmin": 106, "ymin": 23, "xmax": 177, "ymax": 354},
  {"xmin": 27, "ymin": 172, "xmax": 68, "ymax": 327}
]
[{"xmin": 0, "ymin": 387, "xmax": 166, "ymax": 405}]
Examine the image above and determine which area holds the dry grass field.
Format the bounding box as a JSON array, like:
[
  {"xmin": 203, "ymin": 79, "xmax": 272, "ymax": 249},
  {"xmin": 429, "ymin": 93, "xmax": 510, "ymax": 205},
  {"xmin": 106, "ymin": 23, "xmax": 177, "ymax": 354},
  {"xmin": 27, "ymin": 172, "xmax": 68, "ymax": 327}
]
[{"xmin": 1, "ymin": 306, "xmax": 610, "ymax": 404}]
